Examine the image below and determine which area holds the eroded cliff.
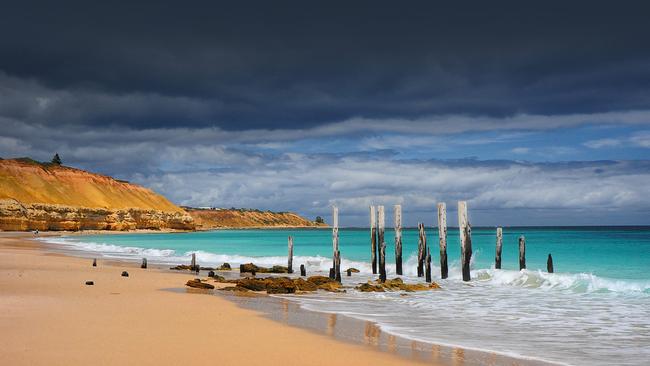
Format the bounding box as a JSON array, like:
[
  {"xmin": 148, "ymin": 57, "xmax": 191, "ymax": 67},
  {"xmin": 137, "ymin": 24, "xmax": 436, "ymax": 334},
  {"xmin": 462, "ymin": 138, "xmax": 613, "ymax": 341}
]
[{"xmin": 0, "ymin": 158, "xmax": 194, "ymax": 231}]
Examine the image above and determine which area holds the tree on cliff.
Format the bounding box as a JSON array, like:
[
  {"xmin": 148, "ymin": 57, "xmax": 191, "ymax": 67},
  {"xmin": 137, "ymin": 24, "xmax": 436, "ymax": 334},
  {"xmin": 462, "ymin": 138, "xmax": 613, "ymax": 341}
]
[
  {"xmin": 51, "ymin": 153, "xmax": 62, "ymax": 165},
  {"xmin": 315, "ymin": 216, "xmax": 324, "ymax": 224}
]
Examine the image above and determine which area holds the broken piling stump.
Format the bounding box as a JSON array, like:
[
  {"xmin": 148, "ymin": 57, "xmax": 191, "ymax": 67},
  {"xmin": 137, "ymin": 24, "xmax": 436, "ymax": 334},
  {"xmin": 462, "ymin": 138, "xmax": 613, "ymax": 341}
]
[
  {"xmin": 547, "ymin": 253, "xmax": 554, "ymax": 273},
  {"xmin": 300, "ymin": 264, "xmax": 306, "ymax": 276},
  {"xmin": 141, "ymin": 258, "xmax": 147, "ymax": 269},
  {"xmin": 191, "ymin": 253, "xmax": 197, "ymax": 272},
  {"xmin": 92, "ymin": 258, "xmax": 97, "ymax": 267},
  {"xmin": 519, "ymin": 236, "xmax": 526, "ymax": 270},
  {"xmin": 425, "ymin": 247, "xmax": 432, "ymax": 283},
  {"xmin": 495, "ymin": 227, "xmax": 503, "ymax": 269}
]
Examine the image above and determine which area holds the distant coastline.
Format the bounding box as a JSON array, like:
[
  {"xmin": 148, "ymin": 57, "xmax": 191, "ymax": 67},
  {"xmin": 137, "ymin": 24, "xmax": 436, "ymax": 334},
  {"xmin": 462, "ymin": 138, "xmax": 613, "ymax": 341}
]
[{"xmin": 0, "ymin": 157, "xmax": 322, "ymax": 232}]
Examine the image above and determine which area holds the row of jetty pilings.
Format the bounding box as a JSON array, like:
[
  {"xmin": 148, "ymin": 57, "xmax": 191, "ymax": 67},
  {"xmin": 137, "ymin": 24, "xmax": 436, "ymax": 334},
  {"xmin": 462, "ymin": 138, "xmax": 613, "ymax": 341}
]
[{"xmin": 177, "ymin": 202, "xmax": 556, "ymax": 283}]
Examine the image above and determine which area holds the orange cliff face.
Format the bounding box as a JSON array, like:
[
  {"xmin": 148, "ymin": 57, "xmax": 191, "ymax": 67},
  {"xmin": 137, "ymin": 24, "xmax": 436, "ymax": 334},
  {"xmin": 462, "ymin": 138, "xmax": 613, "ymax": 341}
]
[
  {"xmin": 186, "ymin": 208, "xmax": 327, "ymax": 229},
  {"xmin": 0, "ymin": 158, "xmax": 194, "ymax": 231}
]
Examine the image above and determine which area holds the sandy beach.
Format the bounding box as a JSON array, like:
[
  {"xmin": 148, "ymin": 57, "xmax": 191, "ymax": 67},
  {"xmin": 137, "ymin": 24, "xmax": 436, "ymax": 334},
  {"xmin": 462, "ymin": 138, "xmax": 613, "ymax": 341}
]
[{"xmin": 0, "ymin": 232, "xmax": 436, "ymax": 366}]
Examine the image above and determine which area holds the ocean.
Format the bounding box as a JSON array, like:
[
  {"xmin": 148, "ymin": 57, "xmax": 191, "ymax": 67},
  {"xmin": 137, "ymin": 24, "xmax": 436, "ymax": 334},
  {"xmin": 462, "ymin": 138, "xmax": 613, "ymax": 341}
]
[{"xmin": 41, "ymin": 227, "xmax": 650, "ymax": 366}]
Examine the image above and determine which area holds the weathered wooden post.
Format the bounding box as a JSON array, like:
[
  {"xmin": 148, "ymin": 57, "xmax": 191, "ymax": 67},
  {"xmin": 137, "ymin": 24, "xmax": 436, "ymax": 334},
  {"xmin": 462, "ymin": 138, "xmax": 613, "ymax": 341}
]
[
  {"xmin": 495, "ymin": 227, "xmax": 503, "ymax": 269},
  {"xmin": 458, "ymin": 201, "xmax": 472, "ymax": 281},
  {"xmin": 92, "ymin": 258, "xmax": 97, "ymax": 267},
  {"xmin": 300, "ymin": 264, "xmax": 306, "ymax": 276},
  {"xmin": 370, "ymin": 205, "xmax": 378, "ymax": 274},
  {"xmin": 141, "ymin": 258, "xmax": 147, "ymax": 269},
  {"xmin": 287, "ymin": 236, "xmax": 294, "ymax": 273},
  {"xmin": 519, "ymin": 236, "xmax": 526, "ymax": 270},
  {"xmin": 331, "ymin": 206, "xmax": 340, "ymax": 280},
  {"xmin": 437, "ymin": 203, "xmax": 448, "ymax": 279},
  {"xmin": 378, "ymin": 205, "xmax": 386, "ymax": 282},
  {"xmin": 547, "ymin": 253, "xmax": 554, "ymax": 273},
  {"xmin": 347, "ymin": 268, "xmax": 352, "ymax": 276},
  {"xmin": 425, "ymin": 247, "xmax": 432, "ymax": 283},
  {"xmin": 394, "ymin": 204, "xmax": 403, "ymax": 275},
  {"xmin": 335, "ymin": 250, "xmax": 342, "ymax": 282},
  {"xmin": 417, "ymin": 223, "xmax": 426, "ymax": 277},
  {"xmin": 191, "ymin": 253, "xmax": 197, "ymax": 272}
]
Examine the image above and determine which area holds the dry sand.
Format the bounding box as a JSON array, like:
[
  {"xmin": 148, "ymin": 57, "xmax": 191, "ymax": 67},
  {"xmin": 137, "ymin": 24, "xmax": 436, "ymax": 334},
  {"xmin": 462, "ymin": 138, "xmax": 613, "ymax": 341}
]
[{"xmin": 0, "ymin": 232, "xmax": 437, "ymax": 366}]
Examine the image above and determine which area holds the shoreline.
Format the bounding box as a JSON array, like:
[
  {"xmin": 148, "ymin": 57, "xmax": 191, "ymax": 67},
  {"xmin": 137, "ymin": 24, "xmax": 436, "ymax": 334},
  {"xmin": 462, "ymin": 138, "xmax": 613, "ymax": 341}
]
[
  {"xmin": 1, "ymin": 231, "xmax": 558, "ymax": 366},
  {"xmin": 0, "ymin": 231, "xmax": 437, "ymax": 366}
]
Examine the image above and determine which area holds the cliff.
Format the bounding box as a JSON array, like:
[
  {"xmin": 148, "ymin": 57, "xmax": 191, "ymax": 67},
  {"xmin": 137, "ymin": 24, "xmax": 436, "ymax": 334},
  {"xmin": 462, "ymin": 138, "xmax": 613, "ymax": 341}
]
[
  {"xmin": 0, "ymin": 158, "xmax": 194, "ymax": 231},
  {"xmin": 185, "ymin": 208, "xmax": 326, "ymax": 229}
]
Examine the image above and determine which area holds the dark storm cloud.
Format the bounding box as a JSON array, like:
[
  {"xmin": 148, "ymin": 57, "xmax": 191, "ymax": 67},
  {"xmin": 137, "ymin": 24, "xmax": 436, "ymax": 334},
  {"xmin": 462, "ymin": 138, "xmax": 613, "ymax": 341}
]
[{"xmin": 1, "ymin": 1, "xmax": 650, "ymax": 130}]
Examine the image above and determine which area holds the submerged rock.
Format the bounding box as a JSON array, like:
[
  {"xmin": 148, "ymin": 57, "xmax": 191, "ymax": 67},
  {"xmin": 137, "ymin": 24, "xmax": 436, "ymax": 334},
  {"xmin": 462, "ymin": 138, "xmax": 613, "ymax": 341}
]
[
  {"xmin": 306, "ymin": 275, "xmax": 335, "ymax": 286},
  {"xmin": 170, "ymin": 265, "xmax": 192, "ymax": 271},
  {"xmin": 185, "ymin": 279, "xmax": 215, "ymax": 289},
  {"xmin": 220, "ymin": 286, "xmax": 249, "ymax": 292},
  {"xmin": 294, "ymin": 278, "xmax": 318, "ymax": 291},
  {"xmin": 236, "ymin": 277, "xmax": 297, "ymax": 294},
  {"xmin": 357, "ymin": 283, "xmax": 385, "ymax": 292},
  {"xmin": 207, "ymin": 270, "xmax": 215, "ymax": 278},
  {"xmin": 239, "ymin": 263, "xmax": 289, "ymax": 274},
  {"xmin": 265, "ymin": 277, "xmax": 297, "ymax": 294},
  {"xmin": 121, "ymin": 271, "xmax": 129, "ymax": 277},
  {"xmin": 217, "ymin": 263, "xmax": 232, "ymax": 270},
  {"xmin": 356, "ymin": 278, "xmax": 441, "ymax": 292},
  {"xmin": 346, "ymin": 268, "xmax": 360, "ymax": 273},
  {"xmin": 236, "ymin": 278, "xmax": 268, "ymax": 291}
]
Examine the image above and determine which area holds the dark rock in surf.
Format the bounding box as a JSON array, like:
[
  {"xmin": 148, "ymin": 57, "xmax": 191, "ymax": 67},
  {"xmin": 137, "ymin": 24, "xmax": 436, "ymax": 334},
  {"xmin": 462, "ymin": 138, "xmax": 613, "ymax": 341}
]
[{"xmin": 185, "ymin": 279, "xmax": 215, "ymax": 289}]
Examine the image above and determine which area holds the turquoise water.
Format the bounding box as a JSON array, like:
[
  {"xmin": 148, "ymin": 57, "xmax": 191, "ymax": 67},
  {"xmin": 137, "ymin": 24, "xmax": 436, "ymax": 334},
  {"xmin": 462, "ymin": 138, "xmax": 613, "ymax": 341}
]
[
  {"xmin": 53, "ymin": 226, "xmax": 650, "ymax": 280},
  {"xmin": 43, "ymin": 227, "xmax": 650, "ymax": 366}
]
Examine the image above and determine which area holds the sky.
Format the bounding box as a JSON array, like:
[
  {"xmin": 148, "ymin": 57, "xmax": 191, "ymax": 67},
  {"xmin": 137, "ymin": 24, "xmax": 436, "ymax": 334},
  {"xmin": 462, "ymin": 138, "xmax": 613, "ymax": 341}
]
[{"xmin": 1, "ymin": 1, "xmax": 650, "ymax": 226}]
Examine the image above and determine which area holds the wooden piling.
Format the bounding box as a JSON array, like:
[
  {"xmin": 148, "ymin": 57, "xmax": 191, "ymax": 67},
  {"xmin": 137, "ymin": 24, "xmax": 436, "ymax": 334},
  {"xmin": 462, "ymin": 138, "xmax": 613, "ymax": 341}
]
[
  {"xmin": 458, "ymin": 201, "xmax": 472, "ymax": 281},
  {"xmin": 547, "ymin": 253, "xmax": 554, "ymax": 273},
  {"xmin": 300, "ymin": 264, "xmax": 306, "ymax": 276},
  {"xmin": 141, "ymin": 258, "xmax": 147, "ymax": 269},
  {"xmin": 495, "ymin": 227, "xmax": 503, "ymax": 269},
  {"xmin": 191, "ymin": 253, "xmax": 197, "ymax": 272},
  {"xmin": 332, "ymin": 206, "xmax": 340, "ymax": 280},
  {"xmin": 417, "ymin": 223, "xmax": 427, "ymax": 277},
  {"xmin": 394, "ymin": 204, "xmax": 403, "ymax": 275},
  {"xmin": 378, "ymin": 205, "xmax": 386, "ymax": 282},
  {"xmin": 92, "ymin": 258, "xmax": 97, "ymax": 267},
  {"xmin": 347, "ymin": 268, "xmax": 352, "ymax": 276},
  {"xmin": 288, "ymin": 235, "xmax": 294, "ymax": 274},
  {"xmin": 425, "ymin": 247, "xmax": 432, "ymax": 283},
  {"xmin": 335, "ymin": 250, "xmax": 342, "ymax": 283},
  {"xmin": 519, "ymin": 236, "xmax": 526, "ymax": 270},
  {"xmin": 437, "ymin": 203, "xmax": 448, "ymax": 279},
  {"xmin": 370, "ymin": 205, "xmax": 378, "ymax": 274}
]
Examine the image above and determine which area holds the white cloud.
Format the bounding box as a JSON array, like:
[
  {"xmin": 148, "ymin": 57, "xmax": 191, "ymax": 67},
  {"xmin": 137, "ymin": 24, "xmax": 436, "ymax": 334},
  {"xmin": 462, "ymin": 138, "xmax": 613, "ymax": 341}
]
[
  {"xmin": 630, "ymin": 131, "xmax": 650, "ymax": 148},
  {"xmin": 584, "ymin": 138, "xmax": 622, "ymax": 149}
]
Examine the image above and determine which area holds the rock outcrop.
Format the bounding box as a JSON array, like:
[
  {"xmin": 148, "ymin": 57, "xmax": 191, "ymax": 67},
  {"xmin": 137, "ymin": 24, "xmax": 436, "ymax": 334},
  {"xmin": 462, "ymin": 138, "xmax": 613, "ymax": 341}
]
[
  {"xmin": 356, "ymin": 278, "xmax": 441, "ymax": 292},
  {"xmin": 0, "ymin": 199, "xmax": 195, "ymax": 231},
  {"xmin": 185, "ymin": 279, "xmax": 215, "ymax": 289},
  {"xmin": 215, "ymin": 275, "xmax": 342, "ymax": 294}
]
